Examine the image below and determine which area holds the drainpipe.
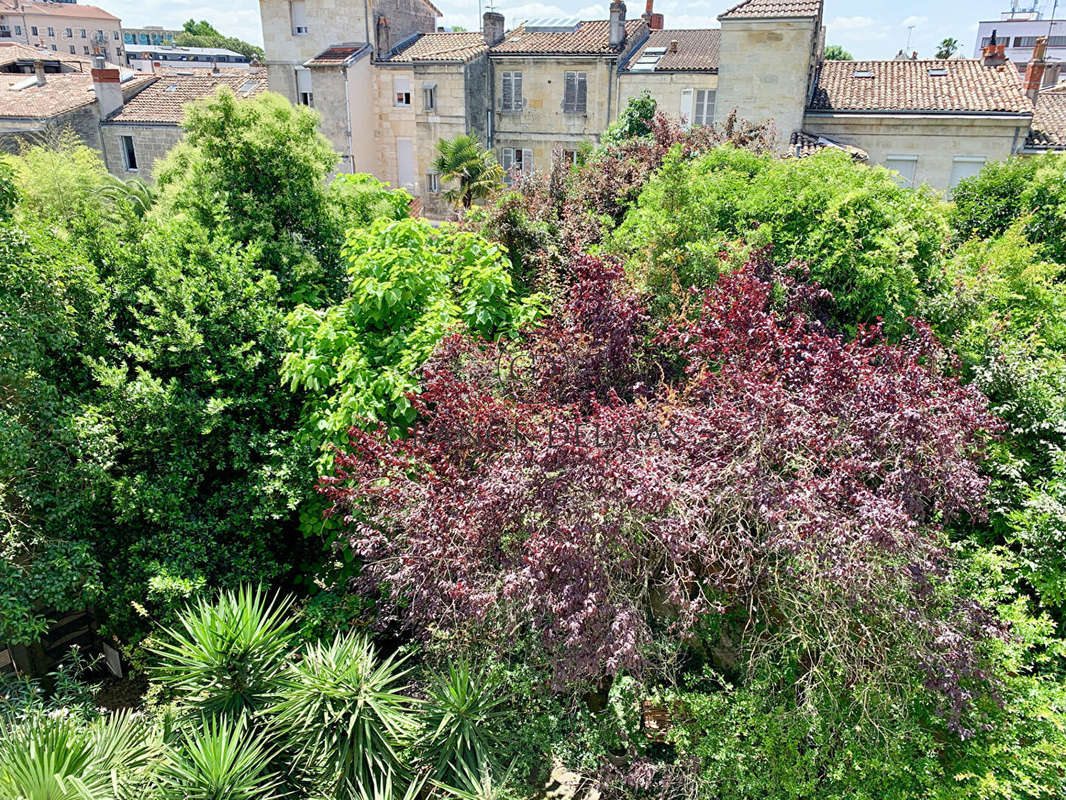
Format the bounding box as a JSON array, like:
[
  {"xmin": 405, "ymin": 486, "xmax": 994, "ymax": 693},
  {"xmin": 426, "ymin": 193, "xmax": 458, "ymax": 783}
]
[
  {"xmin": 607, "ymin": 58, "xmax": 614, "ymax": 125},
  {"xmin": 343, "ymin": 64, "xmax": 354, "ymax": 172}
]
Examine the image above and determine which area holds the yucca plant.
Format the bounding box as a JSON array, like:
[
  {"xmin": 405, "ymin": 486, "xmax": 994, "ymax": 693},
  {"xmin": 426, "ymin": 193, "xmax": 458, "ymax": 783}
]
[
  {"xmin": 158, "ymin": 715, "xmax": 280, "ymax": 800},
  {"xmin": 151, "ymin": 585, "xmax": 295, "ymax": 718},
  {"xmin": 434, "ymin": 760, "xmax": 520, "ymax": 800},
  {"xmin": 419, "ymin": 662, "xmax": 507, "ymax": 784},
  {"xmin": 0, "ymin": 710, "xmax": 160, "ymax": 800},
  {"xmin": 269, "ymin": 633, "xmax": 417, "ymax": 799},
  {"xmin": 347, "ymin": 770, "xmax": 425, "ymax": 800}
]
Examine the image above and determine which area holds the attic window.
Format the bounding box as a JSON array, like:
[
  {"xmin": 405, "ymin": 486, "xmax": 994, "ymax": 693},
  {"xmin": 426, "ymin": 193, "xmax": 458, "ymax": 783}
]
[
  {"xmin": 853, "ymin": 69, "xmax": 874, "ymax": 78},
  {"xmin": 238, "ymin": 80, "xmax": 259, "ymax": 93},
  {"xmin": 164, "ymin": 84, "xmax": 179, "ymax": 91},
  {"xmin": 927, "ymin": 68, "xmax": 948, "ymax": 76}
]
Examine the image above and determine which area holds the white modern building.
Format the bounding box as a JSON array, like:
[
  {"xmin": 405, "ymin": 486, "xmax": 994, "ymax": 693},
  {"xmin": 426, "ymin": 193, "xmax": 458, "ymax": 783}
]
[{"xmin": 975, "ymin": 7, "xmax": 1065, "ymax": 83}]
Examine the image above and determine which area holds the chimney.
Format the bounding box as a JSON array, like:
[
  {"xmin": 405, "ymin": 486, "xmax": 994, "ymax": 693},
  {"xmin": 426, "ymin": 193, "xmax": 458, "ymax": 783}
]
[
  {"xmin": 33, "ymin": 59, "xmax": 44, "ymax": 85},
  {"xmin": 609, "ymin": 0, "xmax": 626, "ymax": 48},
  {"xmin": 1024, "ymin": 36, "xmax": 1048, "ymax": 101},
  {"xmin": 91, "ymin": 59, "xmax": 123, "ymax": 118},
  {"xmin": 376, "ymin": 15, "xmax": 390, "ymax": 56},
  {"xmin": 641, "ymin": 0, "xmax": 663, "ymax": 30},
  {"xmin": 982, "ymin": 28, "xmax": 1008, "ymax": 67},
  {"xmin": 668, "ymin": 39, "xmax": 678, "ymax": 54},
  {"xmin": 1044, "ymin": 62, "xmax": 1062, "ymax": 89},
  {"xmin": 483, "ymin": 10, "xmax": 504, "ymax": 46}
]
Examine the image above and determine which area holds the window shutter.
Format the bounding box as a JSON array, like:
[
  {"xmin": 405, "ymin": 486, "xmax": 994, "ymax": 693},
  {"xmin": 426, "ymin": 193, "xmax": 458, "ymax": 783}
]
[
  {"xmin": 563, "ymin": 72, "xmax": 576, "ymax": 111},
  {"xmin": 679, "ymin": 88, "xmax": 694, "ymax": 129},
  {"xmin": 514, "ymin": 72, "xmax": 522, "ymax": 108},
  {"xmin": 576, "ymin": 72, "xmax": 587, "ymax": 113},
  {"xmin": 705, "ymin": 90, "xmax": 716, "ymax": 124},
  {"xmin": 694, "ymin": 91, "xmax": 705, "ymax": 125},
  {"xmin": 501, "ymin": 148, "xmax": 513, "ymax": 172},
  {"xmin": 502, "ymin": 72, "xmax": 512, "ymax": 109},
  {"xmin": 522, "ymin": 148, "xmax": 534, "ymax": 173}
]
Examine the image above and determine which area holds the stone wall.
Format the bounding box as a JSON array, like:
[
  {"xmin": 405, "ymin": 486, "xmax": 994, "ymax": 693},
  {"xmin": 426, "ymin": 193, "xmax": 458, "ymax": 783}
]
[
  {"xmin": 802, "ymin": 113, "xmax": 1027, "ymax": 193},
  {"xmin": 99, "ymin": 122, "xmax": 183, "ymax": 180},
  {"xmin": 714, "ymin": 17, "xmax": 818, "ymax": 147},
  {"xmin": 617, "ymin": 71, "xmax": 719, "ymax": 125},
  {"xmin": 19, "ymin": 13, "xmax": 124, "ymax": 64},
  {"xmin": 373, "ymin": 63, "xmax": 417, "ymax": 190},
  {"xmin": 0, "ymin": 105, "xmax": 103, "ymax": 153}
]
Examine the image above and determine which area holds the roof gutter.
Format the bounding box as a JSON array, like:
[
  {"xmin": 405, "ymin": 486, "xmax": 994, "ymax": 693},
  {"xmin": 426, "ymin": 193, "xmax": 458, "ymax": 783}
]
[{"xmin": 804, "ymin": 109, "xmax": 1034, "ymax": 119}]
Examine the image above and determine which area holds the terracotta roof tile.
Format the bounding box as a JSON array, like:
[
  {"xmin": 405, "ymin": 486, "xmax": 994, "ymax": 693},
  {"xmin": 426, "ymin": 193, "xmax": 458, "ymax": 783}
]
[
  {"xmin": 104, "ymin": 70, "xmax": 268, "ymax": 124},
  {"xmin": 0, "ymin": 71, "xmax": 152, "ymax": 119},
  {"xmin": 305, "ymin": 43, "xmax": 370, "ymax": 66},
  {"xmin": 0, "ymin": 41, "xmax": 112, "ymax": 70},
  {"xmin": 491, "ymin": 19, "xmax": 646, "ymax": 56},
  {"xmin": 1028, "ymin": 91, "xmax": 1066, "ymax": 149},
  {"xmin": 13, "ymin": 1, "xmax": 119, "ymax": 20},
  {"xmin": 621, "ymin": 29, "xmax": 720, "ymax": 72},
  {"xmin": 720, "ymin": 0, "xmax": 821, "ymax": 19},
  {"xmin": 808, "ymin": 59, "xmax": 1032, "ymax": 114},
  {"xmin": 789, "ymin": 130, "xmax": 867, "ymax": 159},
  {"xmin": 384, "ymin": 32, "xmax": 487, "ymax": 63}
]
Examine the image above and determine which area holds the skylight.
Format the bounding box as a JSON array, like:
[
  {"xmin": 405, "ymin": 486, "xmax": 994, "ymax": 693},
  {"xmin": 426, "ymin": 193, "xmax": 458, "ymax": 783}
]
[
  {"xmin": 853, "ymin": 69, "xmax": 874, "ymax": 78},
  {"xmin": 927, "ymin": 68, "xmax": 948, "ymax": 76}
]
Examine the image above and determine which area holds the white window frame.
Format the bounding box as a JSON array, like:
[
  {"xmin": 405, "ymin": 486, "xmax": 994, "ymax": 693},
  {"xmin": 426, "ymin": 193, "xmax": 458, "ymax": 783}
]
[
  {"xmin": 427, "ymin": 172, "xmax": 440, "ymax": 194},
  {"xmin": 501, "ymin": 71, "xmax": 523, "ymax": 111},
  {"xmin": 693, "ymin": 89, "xmax": 715, "ymax": 126},
  {"xmin": 394, "ymin": 75, "xmax": 412, "ymax": 107},
  {"xmin": 295, "ymin": 67, "xmax": 314, "ymax": 107},
  {"xmin": 884, "ymin": 155, "xmax": 918, "ymax": 187},
  {"xmin": 948, "ymin": 156, "xmax": 987, "ymax": 194},
  {"xmin": 120, "ymin": 135, "xmax": 138, "ymax": 171},
  {"xmin": 290, "ymin": 0, "xmax": 309, "ymax": 35},
  {"xmin": 563, "ymin": 71, "xmax": 587, "ymax": 114},
  {"xmin": 500, "ymin": 147, "xmax": 533, "ymax": 178}
]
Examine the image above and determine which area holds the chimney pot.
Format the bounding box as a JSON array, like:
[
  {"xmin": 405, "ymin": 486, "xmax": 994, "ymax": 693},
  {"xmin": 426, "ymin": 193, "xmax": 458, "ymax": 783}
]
[
  {"xmin": 33, "ymin": 59, "xmax": 44, "ymax": 85},
  {"xmin": 609, "ymin": 0, "xmax": 626, "ymax": 48},
  {"xmin": 376, "ymin": 15, "xmax": 391, "ymax": 56},
  {"xmin": 483, "ymin": 10, "xmax": 504, "ymax": 46},
  {"xmin": 668, "ymin": 39, "xmax": 678, "ymax": 53}
]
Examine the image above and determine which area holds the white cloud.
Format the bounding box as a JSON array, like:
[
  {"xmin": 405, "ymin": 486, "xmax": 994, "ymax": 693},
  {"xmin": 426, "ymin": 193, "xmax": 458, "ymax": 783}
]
[
  {"xmin": 901, "ymin": 15, "xmax": 928, "ymax": 28},
  {"xmin": 829, "ymin": 15, "xmax": 876, "ymax": 30}
]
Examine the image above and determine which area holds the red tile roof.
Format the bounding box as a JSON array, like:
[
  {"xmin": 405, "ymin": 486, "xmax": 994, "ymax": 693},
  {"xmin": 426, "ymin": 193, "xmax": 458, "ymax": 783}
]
[
  {"xmin": 0, "ymin": 41, "xmax": 115, "ymax": 70},
  {"xmin": 104, "ymin": 70, "xmax": 268, "ymax": 124},
  {"xmin": 384, "ymin": 32, "xmax": 487, "ymax": 63},
  {"xmin": 808, "ymin": 59, "xmax": 1033, "ymax": 114},
  {"xmin": 720, "ymin": 0, "xmax": 821, "ymax": 20},
  {"xmin": 789, "ymin": 130, "xmax": 867, "ymax": 159},
  {"xmin": 491, "ymin": 19, "xmax": 646, "ymax": 55},
  {"xmin": 14, "ymin": 1, "xmax": 119, "ymax": 21},
  {"xmin": 1028, "ymin": 91, "xmax": 1066, "ymax": 149},
  {"xmin": 622, "ymin": 29, "xmax": 720, "ymax": 72},
  {"xmin": 304, "ymin": 43, "xmax": 370, "ymax": 66},
  {"xmin": 0, "ymin": 71, "xmax": 152, "ymax": 119}
]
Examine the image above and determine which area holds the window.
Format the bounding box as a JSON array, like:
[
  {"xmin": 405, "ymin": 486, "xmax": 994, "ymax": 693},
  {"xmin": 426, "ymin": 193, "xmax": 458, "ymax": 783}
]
[
  {"xmin": 290, "ymin": 0, "xmax": 308, "ymax": 35},
  {"xmin": 394, "ymin": 76, "xmax": 411, "ymax": 106},
  {"xmin": 1014, "ymin": 36, "xmax": 1038, "ymax": 48},
  {"xmin": 427, "ymin": 172, "xmax": 440, "ymax": 193},
  {"xmin": 14, "ymin": 26, "xmax": 21, "ymax": 36},
  {"xmin": 884, "ymin": 155, "xmax": 918, "ymax": 187},
  {"xmin": 83, "ymin": 46, "xmax": 89, "ymax": 54},
  {"xmin": 31, "ymin": 26, "xmax": 37, "ymax": 36},
  {"xmin": 113, "ymin": 30, "xmax": 119, "ymax": 40},
  {"xmin": 120, "ymin": 135, "xmax": 138, "ymax": 171},
  {"xmin": 563, "ymin": 71, "xmax": 587, "ymax": 113},
  {"xmin": 69, "ymin": 45, "xmax": 75, "ymax": 53},
  {"xmin": 0, "ymin": 26, "xmax": 10, "ymax": 39},
  {"xmin": 80, "ymin": 29, "xmax": 87, "ymax": 38},
  {"xmin": 949, "ymin": 156, "xmax": 986, "ymax": 193},
  {"xmin": 501, "ymin": 71, "xmax": 522, "ymax": 110},
  {"xmin": 500, "ymin": 147, "xmax": 533, "ymax": 177},
  {"xmin": 47, "ymin": 27, "xmax": 54, "ymax": 37},
  {"xmin": 65, "ymin": 28, "xmax": 72, "ymax": 37},
  {"xmin": 423, "ymin": 83, "xmax": 436, "ymax": 111},
  {"xmin": 561, "ymin": 149, "xmax": 579, "ymax": 166},
  {"xmin": 295, "ymin": 68, "xmax": 313, "ymax": 107},
  {"xmin": 693, "ymin": 89, "xmax": 715, "ymax": 125},
  {"xmin": 50, "ymin": 44, "xmax": 56, "ymax": 50}
]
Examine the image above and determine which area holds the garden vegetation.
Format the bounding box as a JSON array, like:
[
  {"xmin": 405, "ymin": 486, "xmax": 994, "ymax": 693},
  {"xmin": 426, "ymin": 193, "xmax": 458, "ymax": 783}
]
[{"xmin": 3, "ymin": 92, "xmax": 1066, "ymax": 799}]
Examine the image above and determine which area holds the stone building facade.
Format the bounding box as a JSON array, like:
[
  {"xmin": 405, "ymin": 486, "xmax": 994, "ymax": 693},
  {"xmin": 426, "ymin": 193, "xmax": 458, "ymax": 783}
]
[{"xmin": 0, "ymin": 1, "xmax": 123, "ymax": 64}]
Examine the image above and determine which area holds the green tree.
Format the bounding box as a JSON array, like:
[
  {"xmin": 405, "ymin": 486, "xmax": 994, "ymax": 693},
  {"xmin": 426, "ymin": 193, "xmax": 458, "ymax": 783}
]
[
  {"xmin": 935, "ymin": 37, "xmax": 961, "ymax": 58},
  {"xmin": 431, "ymin": 134, "xmax": 504, "ymax": 209},
  {"xmin": 823, "ymin": 44, "xmax": 853, "ymax": 60},
  {"xmin": 602, "ymin": 90, "xmax": 657, "ymax": 144},
  {"xmin": 176, "ymin": 19, "xmax": 264, "ymax": 60}
]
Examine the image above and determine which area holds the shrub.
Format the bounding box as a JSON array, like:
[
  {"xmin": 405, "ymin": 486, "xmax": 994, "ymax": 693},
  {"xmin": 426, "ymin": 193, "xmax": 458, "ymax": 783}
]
[
  {"xmin": 151, "ymin": 585, "xmax": 295, "ymax": 718},
  {"xmin": 613, "ymin": 145, "xmax": 950, "ymax": 334},
  {"xmin": 159, "ymin": 715, "xmax": 281, "ymax": 800},
  {"xmin": 323, "ymin": 252, "xmax": 1000, "ymax": 736},
  {"xmin": 270, "ymin": 632, "xmax": 417, "ymax": 798}
]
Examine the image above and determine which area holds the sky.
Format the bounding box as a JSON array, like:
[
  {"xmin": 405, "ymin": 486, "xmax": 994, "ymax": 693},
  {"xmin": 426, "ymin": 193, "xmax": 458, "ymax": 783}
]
[{"xmin": 97, "ymin": 0, "xmax": 1064, "ymax": 58}]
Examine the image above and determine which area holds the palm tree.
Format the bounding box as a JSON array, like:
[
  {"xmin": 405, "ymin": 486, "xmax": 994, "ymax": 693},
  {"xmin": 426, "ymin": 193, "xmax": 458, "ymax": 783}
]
[
  {"xmin": 98, "ymin": 175, "xmax": 156, "ymax": 218},
  {"xmin": 935, "ymin": 37, "xmax": 960, "ymax": 59},
  {"xmin": 431, "ymin": 134, "xmax": 504, "ymax": 209}
]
